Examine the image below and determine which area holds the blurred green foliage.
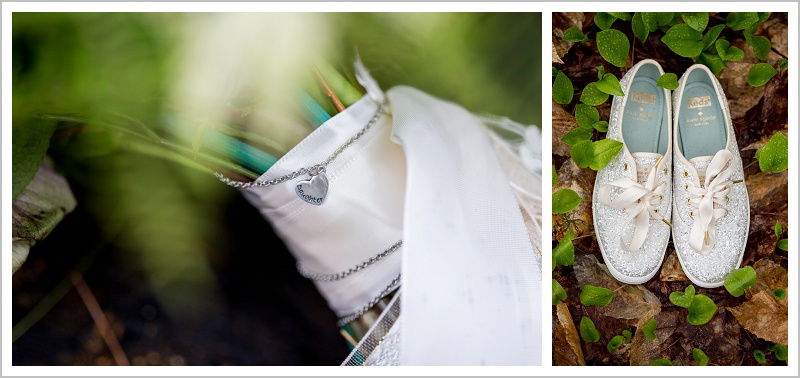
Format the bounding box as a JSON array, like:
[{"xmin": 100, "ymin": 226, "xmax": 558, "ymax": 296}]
[{"xmin": 13, "ymin": 12, "xmax": 542, "ymax": 320}]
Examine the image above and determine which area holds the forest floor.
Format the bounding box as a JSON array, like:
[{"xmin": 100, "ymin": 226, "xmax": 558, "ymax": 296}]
[{"xmin": 552, "ymin": 12, "xmax": 789, "ymax": 366}]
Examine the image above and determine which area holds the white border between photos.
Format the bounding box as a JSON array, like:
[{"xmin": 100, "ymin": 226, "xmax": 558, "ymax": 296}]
[{"xmin": 2, "ymin": 1, "xmax": 798, "ymax": 376}]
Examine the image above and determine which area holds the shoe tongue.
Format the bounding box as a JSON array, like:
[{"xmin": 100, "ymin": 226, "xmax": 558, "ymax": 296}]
[
  {"xmin": 631, "ymin": 152, "xmax": 663, "ymax": 183},
  {"xmin": 689, "ymin": 156, "xmax": 714, "ymax": 184}
]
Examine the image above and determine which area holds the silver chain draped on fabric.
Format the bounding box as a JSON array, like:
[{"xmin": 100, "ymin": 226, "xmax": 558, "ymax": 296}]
[
  {"xmin": 336, "ymin": 273, "xmax": 401, "ymax": 328},
  {"xmin": 297, "ymin": 240, "xmax": 403, "ymax": 282},
  {"xmin": 215, "ymin": 101, "xmax": 388, "ymax": 188}
]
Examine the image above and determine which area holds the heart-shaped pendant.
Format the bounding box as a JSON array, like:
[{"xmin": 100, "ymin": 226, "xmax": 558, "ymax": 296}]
[{"xmin": 295, "ymin": 173, "xmax": 329, "ymax": 205}]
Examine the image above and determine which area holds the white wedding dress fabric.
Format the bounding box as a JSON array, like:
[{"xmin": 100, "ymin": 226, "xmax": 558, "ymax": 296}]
[{"xmin": 240, "ymin": 66, "xmax": 542, "ymax": 365}]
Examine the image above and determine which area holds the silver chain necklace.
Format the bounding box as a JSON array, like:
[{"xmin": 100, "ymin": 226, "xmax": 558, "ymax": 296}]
[
  {"xmin": 297, "ymin": 240, "xmax": 402, "ymax": 282},
  {"xmin": 216, "ymin": 100, "xmax": 400, "ymax": 328},
  {"xmin": 215, "ymin": 101, "xmax": 388, "ymax": 206}
]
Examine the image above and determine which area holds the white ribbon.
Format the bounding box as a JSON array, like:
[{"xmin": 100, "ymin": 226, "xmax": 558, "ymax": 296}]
[
  {"xmin": 687, "ymin": 150, "xmax": 734, "ymax": 255},
  {"xmin": 598, "ymin": 159, "xmax": 666, "ymax": 251}
]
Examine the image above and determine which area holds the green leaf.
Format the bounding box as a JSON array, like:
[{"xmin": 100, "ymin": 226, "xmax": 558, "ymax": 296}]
[
  {"xmin": 553, "ymin": 189, "xmax": 582, "ymax": 214},
  {"xmin": 562, "ymin": 127, "xmax": 594, "ymax": 146},
  {"xmin": 571, "ymin": 140, "xmax": 595, "ymax": 168},
  {"xmin": 693, "ymin": 348, "xmax": 709, "ymax": 366},
  {"xmin": 657, "ymin": 73, "xmax": 679, "ymax": 90},
  {"xmin": 774, "ymin": 220, "xmax": 782, "ymax": 238},
  {"xmin": 744, "ymin": 23, "xmax": 758, "ymax": 40},
  {"xmin": 772, "ymin": 289, "xmax": 787, "ymax": 300},
  {"xmin": 552, "ymin": 165, "xmax": 558, "ymax": 187},
  {"xmin": 770, "ymin": 343, "xmax": 788, "ymax": 361},
  {"xmin": 748, "ymin": 35, "xmax": 772, "ymax": 61},
  {"xmin": 622, "ymin": 329, "xmax": 632, "ymax": 343},
  {"xmin": 594, "ymin": 12, "xmax": 618, "ymax": 31},
  {"xmin": 597, "ymin": 65, "xmax": 605, "ymax": 80},
  {"xmin": 563, "ymin": 26, "xmax": 588, "ymax": 43},
  {"xmin": 596, "ymin": 73, "xmax": 625, "ymax": 96},
  {"xmin": 778, "ymin": 59, "xmax": 788, "ymax": 74},
  {"xmin": 608, "ymin": 12, "xmax": 632, "ymax": 21},
  {"xmin": 753, "ymin": 350, "xmax": 766, "ymax": 364},
  {"xmin": 593, "ymin": 121, "xmax": 609, "ymax": 132},
  {"xmin": 596, "ymin": 29, "xmax": 630, "ymax": 67},
  {"xmin": 552, "ymin": 66, "xmax": 558, "ymax": 76},
  {"xmin": 580, "ymin": 285, "xmax": 616, "ymax": 306},
  {"xmin": 702, "ymin": 24, "xmax": 726, "ymax": 50},
  {"xmin": 662, "ymin": 24, "xmax": 704, "ymax": 57},
  {"xmin": 12, "ymin": 118, "xmax": 58, "ymax": 201},
  {"xmin": 757, "ymin": 12, "xmax": 772, "ymax": 23},
  {"xmin": 715, "ymin": 39, "xmax": 744, "ymax": 61},
  {"xmin": 580, "ymin": 316, "xmax": 601, "ymax": 343},
  {"xmin": 553, "ymin": 70, "xmax": 575, "ymax": 105},
  {"xmin": 642, "ymin": 318, "xmax": 658, "ymax": 340},
  {"xmin": 723, "ymin": 266, "xmax": 757, "ymax": 297},
  {"xmin": 682, "ymin": 12, "xmax": 709, "ymax": 32},
  {"xmin": 580, "ymin": 83, "xmax": 611, "ymax": 106},
  {"xmin": 553, "ymin": 279, "xmax": 567, "ymax": 305},
  {"xmin": 553, "ymin": 227, "xmax": 575, "ymax": 269},
  {"xmin": 607, "ymin": 335, "xmax": 624, "ymax": 352},
  {"xmin": 589, "ymin": 138, "xmax": 623, "ymax": 170},
  {"xmin": 632, "ymin": 12, "xmax": 650, "ymax": 43},
  {"xmin": 657, "ymin": 12, "xmax": 674, "ymax": 27},
  {"xmin": 726, "ymin": 12, "xmax": 759, "ymax": 31},
  {"xmin": 755, "ymin": 131, "xmax": 788, "ymax": 172},
  {"xmin": 777, "ymin": 239, "xmax": 788, "ymax": 251},
  {"xmin": 696, "ymin": 51, "xmax": 728, "ymax": 75},
  {"xmin": 575, "ymin": 104, "xmax": 601, "ymax": 129},
  {"xmin": 687, "ymin": 294, "xmax": 717, "ymax": 325},
  {"xmin": 669, "ymin": 284, "xmax": 696, "ymax": 308},
  {"xmin": 641, "ymin": 12, "xmax": 660, "ymax": 32},
  {"xmin": 651, "ymin": 358, "xmax": 672, "ymax": 366}
]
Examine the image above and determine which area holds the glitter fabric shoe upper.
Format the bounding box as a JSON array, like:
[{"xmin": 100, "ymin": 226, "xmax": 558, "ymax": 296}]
[
  {"xmin": 672, "ymin": 65, "xmax": 749, "ymax": 288},
  {"xmin": 592, "ymin": 60, "xmax": 672, "ymax": 284}
]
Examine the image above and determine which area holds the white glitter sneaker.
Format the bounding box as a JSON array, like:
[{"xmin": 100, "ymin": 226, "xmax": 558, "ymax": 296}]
[
  {"xmin": 672, "ymin": 64, "xmax": 749, "ymax": 288},
  {"xmin": 592, "ymin": 59, "xmax": 673, "ymax": 284}
]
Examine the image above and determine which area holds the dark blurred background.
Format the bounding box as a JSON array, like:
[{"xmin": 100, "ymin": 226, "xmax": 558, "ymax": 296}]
[{"xmin": 11, "ymin": 12, "xmax": 542, "ymax": 365}]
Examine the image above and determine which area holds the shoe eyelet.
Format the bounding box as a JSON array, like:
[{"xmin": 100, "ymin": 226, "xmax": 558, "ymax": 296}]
[
  {"xmin": 623, "ymin": 163, "xmax": 628, "ymax": 171},
  {"xmin": 684, "ymin": 184, "xmax": 689, "ymax": 190},
  {"xmin": 683, "ymin": 171, "xmax": 689, "ymax": 177},
  {"xmin": 663, "ymin": 168, "xmax": 669, "ymax": 175},
  {"xmin": 689, "ymin": 211, "xmax": 693, "ymax": 218},
  {"xmin": 655, "ymin": 208, "xmax": 659, "ymax": 214},
  {"xmin": 686, "ymin": 198, "xmax": 691, "ymax": 204}
]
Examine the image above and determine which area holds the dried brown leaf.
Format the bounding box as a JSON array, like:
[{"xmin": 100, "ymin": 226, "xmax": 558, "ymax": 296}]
[
  {"xmin": 554, "ymin": 302, "xmax": 586, "ymax": 366},
  {"xmin": 728, "ymin": 291, "xmax": 788, "ymax": 345},
  {"xmin": 746, "ymin": 171, "xmax": 788, "ymax": 215},
  {"xmin": 552, "ymin": 12, "xmax": 585, "ymax": 62},
  {"xmin": 552, "ymin": 43, "xmax": 564, "ymax": 64},
  {"xmin": 747, "ymin": 259, "xmax": 788, "ymax": 299},
  {"xmin": 718, "ymin": 62, "xmax": 766, "ymax": 119},
  {"xmin": 575, "ymin": 255, "xmax": 661, "ymax": 328},
  {"xmin": 659, "ymin": 251, "xmax": 689, "ymax": 282},
  {"xmin": 552, "ymin": 101, "xmax": 579, "ymax": 157},
  {"xmin": 629, "ymin": 310, "xmax": 680, "ymax": 366},
  {"xmin": 553, "ymin": 159, "xmax": 595, "ymax": 240}
]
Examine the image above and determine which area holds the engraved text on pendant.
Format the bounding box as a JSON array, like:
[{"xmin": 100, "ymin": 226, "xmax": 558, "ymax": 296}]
[{"xmin": 296, "ymin": 173, "xmax": 328, "ymax": 205}]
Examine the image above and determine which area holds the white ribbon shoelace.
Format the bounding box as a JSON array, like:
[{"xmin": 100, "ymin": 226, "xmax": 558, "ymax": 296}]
[
  {"xmin": 686, "ymin": 149, "xmax": 735, "ymax": 255},
  {"xmin": 598, "ymin": 158, "xmax": 667, "ymax": 251}
]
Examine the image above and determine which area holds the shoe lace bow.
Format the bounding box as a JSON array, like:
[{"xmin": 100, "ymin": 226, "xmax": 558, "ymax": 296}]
[
  {"xmin": 686, "ymin": 149, "xmax": 737, "ymax": 255},
  {"xmin": 598, "ymin": 158, "xmax": 667, "ymax": 251}
]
